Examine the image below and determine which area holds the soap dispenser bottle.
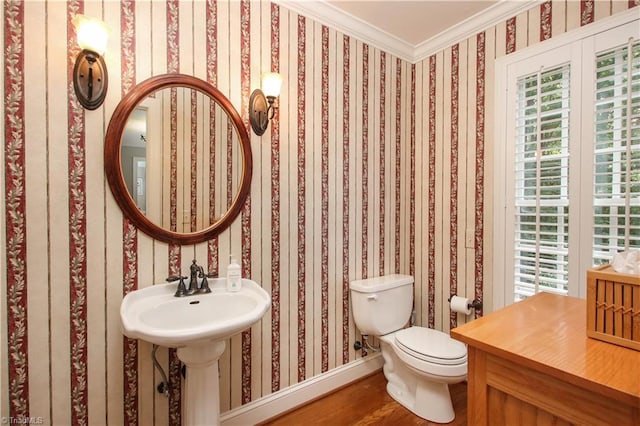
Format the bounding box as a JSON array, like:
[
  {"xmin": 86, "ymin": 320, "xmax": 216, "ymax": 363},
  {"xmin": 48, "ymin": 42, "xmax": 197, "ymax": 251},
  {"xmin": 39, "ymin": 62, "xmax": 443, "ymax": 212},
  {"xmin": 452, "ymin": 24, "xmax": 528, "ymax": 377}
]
[{"xmin": 227, "ymin": 256, "xmax": 242, "ymax": 292}]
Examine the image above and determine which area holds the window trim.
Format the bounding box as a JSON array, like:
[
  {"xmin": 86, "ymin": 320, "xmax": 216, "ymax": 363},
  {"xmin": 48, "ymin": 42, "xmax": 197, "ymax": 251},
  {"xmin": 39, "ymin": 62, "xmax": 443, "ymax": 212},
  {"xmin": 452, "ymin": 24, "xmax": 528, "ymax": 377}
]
[{"xmin": 493, "ymin": 9, "xmax": 639, "ymax": 310}]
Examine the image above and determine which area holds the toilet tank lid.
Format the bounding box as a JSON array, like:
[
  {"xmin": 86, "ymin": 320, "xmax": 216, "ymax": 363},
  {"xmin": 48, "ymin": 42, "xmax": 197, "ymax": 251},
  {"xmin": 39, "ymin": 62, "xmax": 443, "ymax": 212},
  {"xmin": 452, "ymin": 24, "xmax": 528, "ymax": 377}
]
[{"xmin": 350, "ymin": 274, "xmax": 414, "ymax": 293}]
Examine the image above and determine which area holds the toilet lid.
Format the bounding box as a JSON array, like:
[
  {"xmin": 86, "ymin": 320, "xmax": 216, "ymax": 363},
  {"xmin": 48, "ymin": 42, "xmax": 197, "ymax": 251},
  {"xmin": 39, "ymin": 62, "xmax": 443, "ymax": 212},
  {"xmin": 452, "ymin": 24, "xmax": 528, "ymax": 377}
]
[{"xmin": 395, "ymin": 327, "xmax": 466, "ymax": 365}]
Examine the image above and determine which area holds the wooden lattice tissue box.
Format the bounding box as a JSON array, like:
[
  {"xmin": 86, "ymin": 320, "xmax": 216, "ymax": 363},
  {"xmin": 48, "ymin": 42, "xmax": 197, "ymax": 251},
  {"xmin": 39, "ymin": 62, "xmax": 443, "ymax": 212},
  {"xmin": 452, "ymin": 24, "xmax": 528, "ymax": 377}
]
[{"xmin": 586, "ymin": 264, "xmax": 640, "ymax": 351}]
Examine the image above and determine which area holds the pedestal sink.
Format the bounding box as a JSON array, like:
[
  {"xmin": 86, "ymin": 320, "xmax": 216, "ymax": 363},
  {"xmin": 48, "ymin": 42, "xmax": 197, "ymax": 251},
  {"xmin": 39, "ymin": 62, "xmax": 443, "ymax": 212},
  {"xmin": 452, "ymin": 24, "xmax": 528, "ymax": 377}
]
[{"xmin": 120, "ymin": 278, "xmax": 271, "ymax": 425}]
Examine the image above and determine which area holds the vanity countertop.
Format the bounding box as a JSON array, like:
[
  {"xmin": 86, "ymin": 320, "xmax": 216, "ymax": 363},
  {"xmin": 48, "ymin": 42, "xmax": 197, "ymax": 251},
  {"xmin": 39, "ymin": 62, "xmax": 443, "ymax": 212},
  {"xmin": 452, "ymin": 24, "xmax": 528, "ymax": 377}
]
[{"xmin": 451, "ymin": 292, "xmax": 640, "ymax": 407}]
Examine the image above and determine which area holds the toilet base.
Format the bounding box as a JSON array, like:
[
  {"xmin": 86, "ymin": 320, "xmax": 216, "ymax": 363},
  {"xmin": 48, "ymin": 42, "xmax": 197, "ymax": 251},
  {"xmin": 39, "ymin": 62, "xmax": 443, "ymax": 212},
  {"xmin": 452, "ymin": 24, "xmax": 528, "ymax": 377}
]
[
  {"xmin": 379, "ymin": 336, "xmax": 461, "ymax": 424},
  {"xmin": 386, "ymin": 379, "xmax": 455, "ymax": 423}
]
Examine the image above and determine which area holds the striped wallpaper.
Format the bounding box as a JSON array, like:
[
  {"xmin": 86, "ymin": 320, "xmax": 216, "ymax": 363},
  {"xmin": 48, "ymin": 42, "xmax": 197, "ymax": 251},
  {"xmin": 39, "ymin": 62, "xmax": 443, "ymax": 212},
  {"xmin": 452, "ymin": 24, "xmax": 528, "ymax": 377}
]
[{"xmin": 2, "ymin": 0, "xmax": 638, "ymax": 424}]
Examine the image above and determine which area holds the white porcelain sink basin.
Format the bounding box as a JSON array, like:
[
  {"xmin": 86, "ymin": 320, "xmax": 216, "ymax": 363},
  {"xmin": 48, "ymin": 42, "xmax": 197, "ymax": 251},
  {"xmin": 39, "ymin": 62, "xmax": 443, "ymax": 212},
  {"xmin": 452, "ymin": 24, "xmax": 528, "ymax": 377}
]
[{"xmin": 120, "ymin": 278, "xmax": 271, "ymax": 347}]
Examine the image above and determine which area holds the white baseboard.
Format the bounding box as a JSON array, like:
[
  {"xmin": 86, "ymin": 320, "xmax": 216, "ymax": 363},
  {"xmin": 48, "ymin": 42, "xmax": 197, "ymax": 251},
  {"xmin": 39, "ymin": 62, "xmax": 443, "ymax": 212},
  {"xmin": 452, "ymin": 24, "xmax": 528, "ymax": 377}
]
[{"xmin": 220, "ymin": 354, "xmax": 384, "ymax": 425}]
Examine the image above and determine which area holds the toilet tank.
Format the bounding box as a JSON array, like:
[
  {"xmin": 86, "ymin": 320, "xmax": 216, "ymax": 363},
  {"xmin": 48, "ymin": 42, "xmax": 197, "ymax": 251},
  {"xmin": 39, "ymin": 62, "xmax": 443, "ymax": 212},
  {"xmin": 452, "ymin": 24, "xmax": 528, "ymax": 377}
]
[{"xmin": 350, "ymin": 274, "xmax": 414, "ymax": 336}]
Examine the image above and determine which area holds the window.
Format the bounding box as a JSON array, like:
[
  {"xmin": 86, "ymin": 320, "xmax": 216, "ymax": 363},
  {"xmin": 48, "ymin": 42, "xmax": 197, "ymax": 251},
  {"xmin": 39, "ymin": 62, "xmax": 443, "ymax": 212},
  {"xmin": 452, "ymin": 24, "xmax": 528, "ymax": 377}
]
[
  {"xmin": 494, "ymin": 11, "xmax": 639, "ymax": 307},
  {"xmin": 593, "ymin": 40, "xmax": 640, "ymax": 265},
  {"xmin": 513, "ymin": 64, "xmax": 571, "ymax": 300}
]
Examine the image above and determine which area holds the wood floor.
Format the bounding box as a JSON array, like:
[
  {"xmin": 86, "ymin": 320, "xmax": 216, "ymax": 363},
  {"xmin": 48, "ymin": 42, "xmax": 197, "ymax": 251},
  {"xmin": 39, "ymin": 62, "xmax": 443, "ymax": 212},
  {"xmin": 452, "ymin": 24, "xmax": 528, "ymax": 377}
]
[{"xmin": 261, "ymin": 371, "xmax": 467, "ymax": 425}]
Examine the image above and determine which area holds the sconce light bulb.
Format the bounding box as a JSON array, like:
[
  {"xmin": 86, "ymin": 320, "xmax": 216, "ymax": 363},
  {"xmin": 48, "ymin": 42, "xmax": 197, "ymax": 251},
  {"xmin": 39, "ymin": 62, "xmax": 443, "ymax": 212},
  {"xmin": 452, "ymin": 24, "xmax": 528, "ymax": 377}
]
[
  {"xmin": 261, "ymin": 72, "xmax": 283, "ymax": 98},
  {"xmin": 73, "ymin": 14, "xmax": 110, "ymax": 56}
]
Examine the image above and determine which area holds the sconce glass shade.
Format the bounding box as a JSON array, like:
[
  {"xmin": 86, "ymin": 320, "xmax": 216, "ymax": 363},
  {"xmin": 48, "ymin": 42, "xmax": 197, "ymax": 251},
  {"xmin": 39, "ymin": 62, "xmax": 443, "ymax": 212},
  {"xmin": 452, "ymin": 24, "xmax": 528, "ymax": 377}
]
[
  {"xmin": 72, "ymin": 14, "xmax": 110, "ymax": 56},
  {"xmin": 261, "ymin": 73, "xmax": 283, "ymax": 98}
]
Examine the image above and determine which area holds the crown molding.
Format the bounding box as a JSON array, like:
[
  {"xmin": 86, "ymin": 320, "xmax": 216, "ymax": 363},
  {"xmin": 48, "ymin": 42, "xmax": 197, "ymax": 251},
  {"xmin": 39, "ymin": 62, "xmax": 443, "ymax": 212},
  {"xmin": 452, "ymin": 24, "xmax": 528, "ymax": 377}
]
[
  {"xmin": 273, "ymin": 0, "xmax": 542, "ymax": 63},
  {"xmin": 413, "ymin": 0, "xmax": 542, "ymax": 61},
  {"xmin": 274, "ymin": 0, "xmax": 416, "ymax": 62}
]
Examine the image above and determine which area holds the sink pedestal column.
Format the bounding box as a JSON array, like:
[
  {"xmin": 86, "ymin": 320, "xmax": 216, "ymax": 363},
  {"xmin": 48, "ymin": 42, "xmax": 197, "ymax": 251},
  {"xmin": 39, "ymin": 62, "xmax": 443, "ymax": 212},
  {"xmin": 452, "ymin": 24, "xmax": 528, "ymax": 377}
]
[{"xmin": 177, "ymin": 341, "xmax": 226, "ymax": 426}]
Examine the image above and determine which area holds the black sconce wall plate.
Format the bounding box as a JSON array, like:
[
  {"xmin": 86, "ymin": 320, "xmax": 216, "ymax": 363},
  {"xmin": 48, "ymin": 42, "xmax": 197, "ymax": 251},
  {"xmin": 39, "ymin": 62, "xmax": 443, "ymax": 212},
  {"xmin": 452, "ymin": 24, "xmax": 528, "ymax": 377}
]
[
  {"xmin": 249, "ymin": 89, "xmax": 269, "ymax": 136},
  {"xmin": 73, "ymin": 49, "xmax": 108, "ymax": 110}
]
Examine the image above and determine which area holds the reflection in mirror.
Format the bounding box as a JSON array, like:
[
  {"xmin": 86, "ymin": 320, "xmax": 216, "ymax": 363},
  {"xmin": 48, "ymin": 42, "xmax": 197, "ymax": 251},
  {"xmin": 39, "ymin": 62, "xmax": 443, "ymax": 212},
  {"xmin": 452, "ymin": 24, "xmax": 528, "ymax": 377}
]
[
  {"xmin": 122, "ymin": 108, "xmax": 147, "ymax": 213},
  {"xmin": 120, "ymin": 87, "xmax": 242, "ymax": 234}
]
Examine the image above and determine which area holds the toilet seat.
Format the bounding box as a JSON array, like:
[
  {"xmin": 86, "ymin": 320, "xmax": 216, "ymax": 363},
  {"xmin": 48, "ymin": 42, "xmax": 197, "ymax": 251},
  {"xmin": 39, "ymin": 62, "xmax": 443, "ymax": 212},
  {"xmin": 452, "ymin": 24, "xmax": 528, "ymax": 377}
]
[{"xmin": 394, "ymin": 327, "xmax": 466, "ymax": 366}]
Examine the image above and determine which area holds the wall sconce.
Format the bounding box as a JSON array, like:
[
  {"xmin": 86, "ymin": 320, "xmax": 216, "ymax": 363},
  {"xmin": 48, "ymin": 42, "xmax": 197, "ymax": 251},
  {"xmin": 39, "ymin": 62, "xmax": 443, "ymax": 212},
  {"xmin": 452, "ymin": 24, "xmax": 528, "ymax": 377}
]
[
  {"xmin": 72, "ymin": 14, "xmax": 110, "ymax": 110},
  {"xmin": 249, "ymin": 72, "xmax": 283, "ymax": 136}
]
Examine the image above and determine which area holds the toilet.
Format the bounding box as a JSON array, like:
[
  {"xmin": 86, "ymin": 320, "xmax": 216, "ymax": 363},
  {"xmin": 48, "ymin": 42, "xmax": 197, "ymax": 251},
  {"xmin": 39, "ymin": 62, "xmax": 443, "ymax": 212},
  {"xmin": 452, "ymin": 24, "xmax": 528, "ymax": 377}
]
[{"xmin": 350, "ymin": 274, "xmax": 467, "ymax": 423}]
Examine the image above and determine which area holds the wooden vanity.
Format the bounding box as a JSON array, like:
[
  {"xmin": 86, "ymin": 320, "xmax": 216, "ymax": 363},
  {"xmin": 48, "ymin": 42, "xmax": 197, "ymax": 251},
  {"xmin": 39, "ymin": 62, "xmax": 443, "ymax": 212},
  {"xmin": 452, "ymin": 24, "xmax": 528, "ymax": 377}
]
[{"xmin": 451, "ymin": 292, "xmax": 640, "ymax": 425}]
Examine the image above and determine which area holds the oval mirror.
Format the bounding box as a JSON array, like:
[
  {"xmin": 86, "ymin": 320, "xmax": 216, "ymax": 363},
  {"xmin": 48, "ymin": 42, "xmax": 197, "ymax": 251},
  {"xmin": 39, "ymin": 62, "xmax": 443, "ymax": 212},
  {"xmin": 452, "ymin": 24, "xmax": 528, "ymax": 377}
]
[{"xmin": 105, "ymin": 74, "xmax": 252, "ymax": 244}]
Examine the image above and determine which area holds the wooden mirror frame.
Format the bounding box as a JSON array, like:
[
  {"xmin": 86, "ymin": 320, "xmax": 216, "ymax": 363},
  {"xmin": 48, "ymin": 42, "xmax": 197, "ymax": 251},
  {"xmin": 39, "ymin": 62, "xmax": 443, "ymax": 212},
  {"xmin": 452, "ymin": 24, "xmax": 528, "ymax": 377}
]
[{"xmin": 105, "ymin": 73, "xmax": 252, "ymax": 244}]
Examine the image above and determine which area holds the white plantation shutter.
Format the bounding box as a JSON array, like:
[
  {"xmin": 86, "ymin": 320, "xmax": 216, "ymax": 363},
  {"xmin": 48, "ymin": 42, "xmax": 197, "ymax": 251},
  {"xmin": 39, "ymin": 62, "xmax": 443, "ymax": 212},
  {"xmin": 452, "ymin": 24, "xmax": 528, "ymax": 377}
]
[
  {"xmin": 513, "ymin": 65, "xmax": 571, "ymax": 300},
  {"xmin": 593, "ymin": 39, "xmax": 640, "ymax": 265},
  {"xmin": 495, "ymin": 12, "xmax": 639, "ymax": 307}
]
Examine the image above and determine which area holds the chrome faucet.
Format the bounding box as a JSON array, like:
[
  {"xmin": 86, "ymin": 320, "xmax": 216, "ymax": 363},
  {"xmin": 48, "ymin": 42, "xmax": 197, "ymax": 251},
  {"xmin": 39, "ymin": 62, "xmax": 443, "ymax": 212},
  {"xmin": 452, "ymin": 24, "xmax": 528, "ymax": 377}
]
[{"xmin": 167, "ymin": 259, "xmax": 215, "ymax": 297}]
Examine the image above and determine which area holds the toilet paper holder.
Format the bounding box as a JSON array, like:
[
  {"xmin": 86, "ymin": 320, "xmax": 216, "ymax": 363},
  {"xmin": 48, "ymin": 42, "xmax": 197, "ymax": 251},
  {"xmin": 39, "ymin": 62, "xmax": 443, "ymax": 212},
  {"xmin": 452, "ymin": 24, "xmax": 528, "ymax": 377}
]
[{"xmin": 447, "ymin": 296, "xmax": 482, "ymax": 311}]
